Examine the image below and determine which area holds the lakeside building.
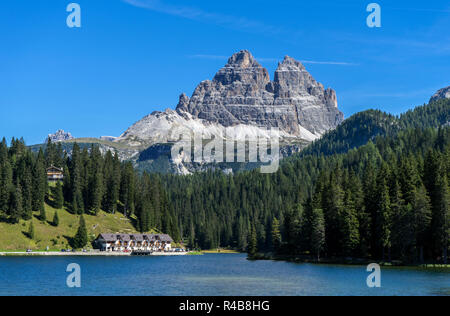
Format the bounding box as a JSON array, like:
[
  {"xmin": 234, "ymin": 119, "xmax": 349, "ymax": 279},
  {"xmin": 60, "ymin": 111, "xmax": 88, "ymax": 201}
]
[{"xmin": 94, "ymin": 233, "xmax": 173, "ymax": 252}]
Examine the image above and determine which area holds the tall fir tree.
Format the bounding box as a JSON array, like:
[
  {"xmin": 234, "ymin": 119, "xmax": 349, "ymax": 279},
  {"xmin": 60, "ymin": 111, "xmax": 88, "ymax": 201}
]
[
  {"xmin": 88, "ymin": 146, "xmax": 103, "ymax": 215},
  {"xmin": 311, "ymin": 208, "xmax": 325, "ymax": 261},
  {"xmin": 39, "ymin": 203, "xmax": 46, "ymax": 222},
  {"xmin": 0, "ymin": 140, "xmax": 12, "ymax": 213},
  {"xmin": 73, "ymin": 215, "xmax": 88, "ymax": 249},
  {"xmin": 119, "ymin": 162, "xmax": 135, "ymax": 217},
  {"xmin": 341, "ymin": 190, "xmax": 360, "ymax": 256},
  {"xmin": 284, "ymin": 203, "xmax": 303, "ymax": 255},
  {"xmin": 52, "ymin": 210, "xmax": 59, "ymax": 227},
  {"xmin": 70, "ymin": 144, "xmax": 84, "ymax": 214},
  {"xmin": 412, "ymin": 185, "xmax": 432, "ymax": 263},
  {"xmin": 32, "ymin": 149, "xmax": 47, "ymax": 220},
  {"xmin": 248, "ymin": 225, "xmax": 258, "ymax": 257},
  {"xmin": 432, "ymin": 172, "xmax": 449, "ymax": 263},
  {"xmin": 54, "ymin": 181, "xmax": 64, "ymax": 209},
  {"xmin": 271, "ymin": 217, "xmax": 282, "ymax": 253},
  {"xmin": 9, "ymin": 184, "xmax": 23, "ymax": 224},
  {"xmin": 28, "ymin": 221, "xmax": 35, "ymax": 240},
  {"xmin": 375, "ymin": 166, "xmax": 392, "ymax": 260}
]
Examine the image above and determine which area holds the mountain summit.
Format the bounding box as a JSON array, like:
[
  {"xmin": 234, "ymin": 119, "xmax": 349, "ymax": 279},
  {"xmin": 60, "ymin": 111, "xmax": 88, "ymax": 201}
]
[
  {"xmin": 430, "ymin": 86, "xmax": 450, "ymax": 103},
  {"xmin": 175, "ymin": 50, "xmax": 343, "ymax": 136},
  {"xmin": 46, "ymin": 129, "xmax": 74, "ymax": 143},
  {"xmin": 120, "ymin": 50, "xmax": 343, "ymax": 147}
]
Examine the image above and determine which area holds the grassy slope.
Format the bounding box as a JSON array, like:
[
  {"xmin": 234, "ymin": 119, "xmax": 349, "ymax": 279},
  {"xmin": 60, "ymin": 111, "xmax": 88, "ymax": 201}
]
[
  {"xmin": 0, "ymin": 182, "xmax": 154, "ymax": 251},
  {"xmin": 0, "ymin": 204, "xmax": 144, "ymax": 251}
]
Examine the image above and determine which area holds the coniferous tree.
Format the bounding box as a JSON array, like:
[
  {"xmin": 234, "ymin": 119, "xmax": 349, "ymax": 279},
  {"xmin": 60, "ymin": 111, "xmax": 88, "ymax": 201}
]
[
  {"xmin": 136, "ymin": 196, "xmax": 151, "ymax": 233},
  {"xmin": 90, "ymin": 169, "xmax": 103, "ymax": 215},
  {"xmin": 120, "ymin": 162, "xmax": 135, "ymax": 217},
  {"xmin": 188, "ymin": 220, "xmax": 196, "ymax": 250},
  {"xmin": 362, "ymin": 163, "xmax": 377, "ymax": 256},
  {"xmin": 28, "ymin": 221, "xmax": 35, "ymax": 240},
  {"xmin": 311, "ymin": 208, "xmax": 325, "ymax": 261},
  {"xmin": 39, "ymin": 203, "xmax": 46, "ymax": 222},
  {"xmin": 390, "ymin": 179, "xmax": 410, "ymax": 260},
  {"xmin": 248, "ymin": 225, "xmax": 258, "ymax": 257},
  {"xmin": 0, "ymin": 141, "xmax": 12, "ymax": 213},
  {"xmin": 73, "ymin": 215, "xmax": 88, "ymax": 249},
  {"xmin": 302, "ymin": 199, "xmax": 314, "ymax": 253},
  {"xmin": 103, "ymin": 151, "xmax": 120, "ymax": 214},
  {"xmin": 80, "ymin": 148, "xmax": 91, "ymax": 211},
  {"xmin": 44, "ymin": 138, "xmax": 57, "ymax": 167},
  {"xmin": 432, "ymin": 172, "xmax": 450, "ymax": 263},
  {"xmin": 398, "ymin": 157, "xmax": 419, "ymax": 205},
  {"xmin": 236, "ymin": 215, "xmax": 249, "ymax": 251},
  {"xmin": 412, "ymin": 185, "xmax": 432, "ymax": 263},
  {"xmin": 341, "ymin": 190, "xmax": 360, "ymax": 256},
  {"xmin": 32, "ymin": 149, "xmax": 47, "ymax": 219},
  {"xmin": 375, "ymin": 167, "xmax": 392, "ymax": 260},
  {"xmin": 62, "ymin": 164, "xmax": 71, "ymax": 202},
  {"xmin": 392, "ymin": 203, "xmax": 415, "ymax": 262},
  {"xmin": 271, "ymin": 217, "xmax": 282, "ymax": 253},
  {"xmin": 323, "ymin": 172, "xmax": 345, "ymax": 255},
  {"xmin": 10, "ymin": 184, "xmax": 23, "ymax": 224},
  {"xmin": 54, "ymin": 181, "xmax": 64, "ymax": 209},
  {"xmin": 112, "ymin": 152, "xmax": 121, "ymax": 212},
  {"xmin": 70, "ymin": 144, "xmax": 84, "ymax": 214},
  {"xmin": 87, "ymin": 147, "xmax": 104, "ymax": 215},
  {"xmin": 284, "ymin": 203, "xmax": 303, "ymax": 254},
  {"xmin": 18, "ymin": 159, "xmax": 33, "ymax": 221},
  {"xmin": 52, "ymin": 210, "xmax": 59, "ymax": 227}
]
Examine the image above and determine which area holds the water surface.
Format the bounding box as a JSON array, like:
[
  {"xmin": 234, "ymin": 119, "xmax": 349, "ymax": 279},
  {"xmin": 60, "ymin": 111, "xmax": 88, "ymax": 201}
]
[{"xmin": 0, "ymin": 254, "xmax": 448, "ymax": 296}]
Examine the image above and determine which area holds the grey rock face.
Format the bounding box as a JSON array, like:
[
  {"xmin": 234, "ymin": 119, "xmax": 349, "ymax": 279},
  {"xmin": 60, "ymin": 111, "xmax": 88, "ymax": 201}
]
[
  {"xmin": 176, "ymin": 50, "xmax": 344, "ymax": 136},
  {"xmin": 430, "ymin": 86, "xmax": 450, "ymax": 103},
  {"xmin": 46, "ymin": 129, "xmax": 74, "ymax": 143},
  {"xmin": 117, "ymin": 50, "xmax": 346, "ymax": 174}
]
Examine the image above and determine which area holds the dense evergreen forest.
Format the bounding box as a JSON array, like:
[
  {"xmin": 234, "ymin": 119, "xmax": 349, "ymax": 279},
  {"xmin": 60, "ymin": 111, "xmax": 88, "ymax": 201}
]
[
  {"xmin": 165, "ymin": 100, "xmax": 450, "ymax": 263},
  {"xmin": 0, "ymin": 140, "xmax": 180, "ymax": 241},
  {"xmin": 0, "ymin": 99, "xmax": 448, "ymax": 263}
]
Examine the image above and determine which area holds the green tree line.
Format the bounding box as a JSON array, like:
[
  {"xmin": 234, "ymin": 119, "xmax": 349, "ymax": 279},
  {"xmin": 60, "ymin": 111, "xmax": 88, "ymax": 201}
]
[
  {"xmin": 0, "ymin": 139, "xmax": 180, "ymax": 241},
  {"xmin": 0, "ymin": 100, "xmax": 448, "ymax": 263},
  {"xmin": 163, "ymin": 100, "xmax": 449, "ymax": 263}
]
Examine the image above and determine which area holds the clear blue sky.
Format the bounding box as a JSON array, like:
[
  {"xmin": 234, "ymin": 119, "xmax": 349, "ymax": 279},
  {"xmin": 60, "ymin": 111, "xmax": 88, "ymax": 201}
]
[{"xmin": 0, "ymin": 0, "xmax": 449, "ymax": 145}]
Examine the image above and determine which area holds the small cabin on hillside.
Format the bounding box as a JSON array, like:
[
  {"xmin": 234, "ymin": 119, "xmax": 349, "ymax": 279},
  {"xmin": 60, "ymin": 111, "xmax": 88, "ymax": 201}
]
[{"xmin": 47, "ymin": 166, "xmax": 64, "ymax": 181}]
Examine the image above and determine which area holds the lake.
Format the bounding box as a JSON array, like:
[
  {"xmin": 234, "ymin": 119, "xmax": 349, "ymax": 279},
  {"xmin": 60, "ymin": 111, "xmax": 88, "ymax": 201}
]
[{"xmin": 0, "ymin": 254, "xmax": 448, "ymax": 296}]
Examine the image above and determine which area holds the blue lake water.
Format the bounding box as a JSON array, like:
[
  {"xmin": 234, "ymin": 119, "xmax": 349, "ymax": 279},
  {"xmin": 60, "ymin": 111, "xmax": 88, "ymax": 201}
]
[{"xmin": 0, "ymin": 253, "xmax": 448, "ymax": 296}]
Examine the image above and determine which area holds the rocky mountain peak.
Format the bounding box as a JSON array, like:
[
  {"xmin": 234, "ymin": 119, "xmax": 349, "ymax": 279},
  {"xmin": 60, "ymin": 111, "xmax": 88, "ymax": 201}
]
[
  {"xmin": 173, "ymin": 50, "xmax": 343, "ymax": 136},
  {"xmin": 46, "ymin": 129, "xmax": 73, "ymax": 143},
  {"xmin": 134, "ymin": 50, "xmax": 344, "ymax": 148},
  {"xmin": 212, "ymin": 50, "xmax": 270, "ymax": 88},
  {"xmin": 430, "ymin": 86, "xmax": 450, "ymax": 103},
  {"xmin": 279, "ymin": 55, "xmax": 306, "ymax": 70},
  {"xmin": 176, "ymin": 93, "xmax": 190, "ymax": 112},
  {"xmin": 226, "ymin": 50, "xmax": 258, "ymax": 68}
]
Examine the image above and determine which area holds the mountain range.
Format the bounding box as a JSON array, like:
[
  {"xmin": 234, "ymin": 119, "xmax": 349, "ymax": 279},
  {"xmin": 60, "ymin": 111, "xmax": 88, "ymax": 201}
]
[
  {"xmin": 119, "ymin": 50, "xmax": 343, "ymax": 146},
  {"xmin": 39, "ymin": 51, "xmax": 449, "ymax": 174}
]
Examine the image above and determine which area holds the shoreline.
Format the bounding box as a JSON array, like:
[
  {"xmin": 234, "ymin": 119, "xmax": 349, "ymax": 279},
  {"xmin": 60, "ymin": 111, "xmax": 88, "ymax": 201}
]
[
  {"xmin": 249, "ymin": 253, "xmax": 450, "ymax": 269},
  {"xmin": 0, "ymin": 251, "xmax": 188, "ymax": 257},
  {"xmin": 201, "ymin": 249, "xmax": 241, "ymax": 254},
  {"xmin": 0, "ymin": 249, "xmax": 243, "ymax": 257}
]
